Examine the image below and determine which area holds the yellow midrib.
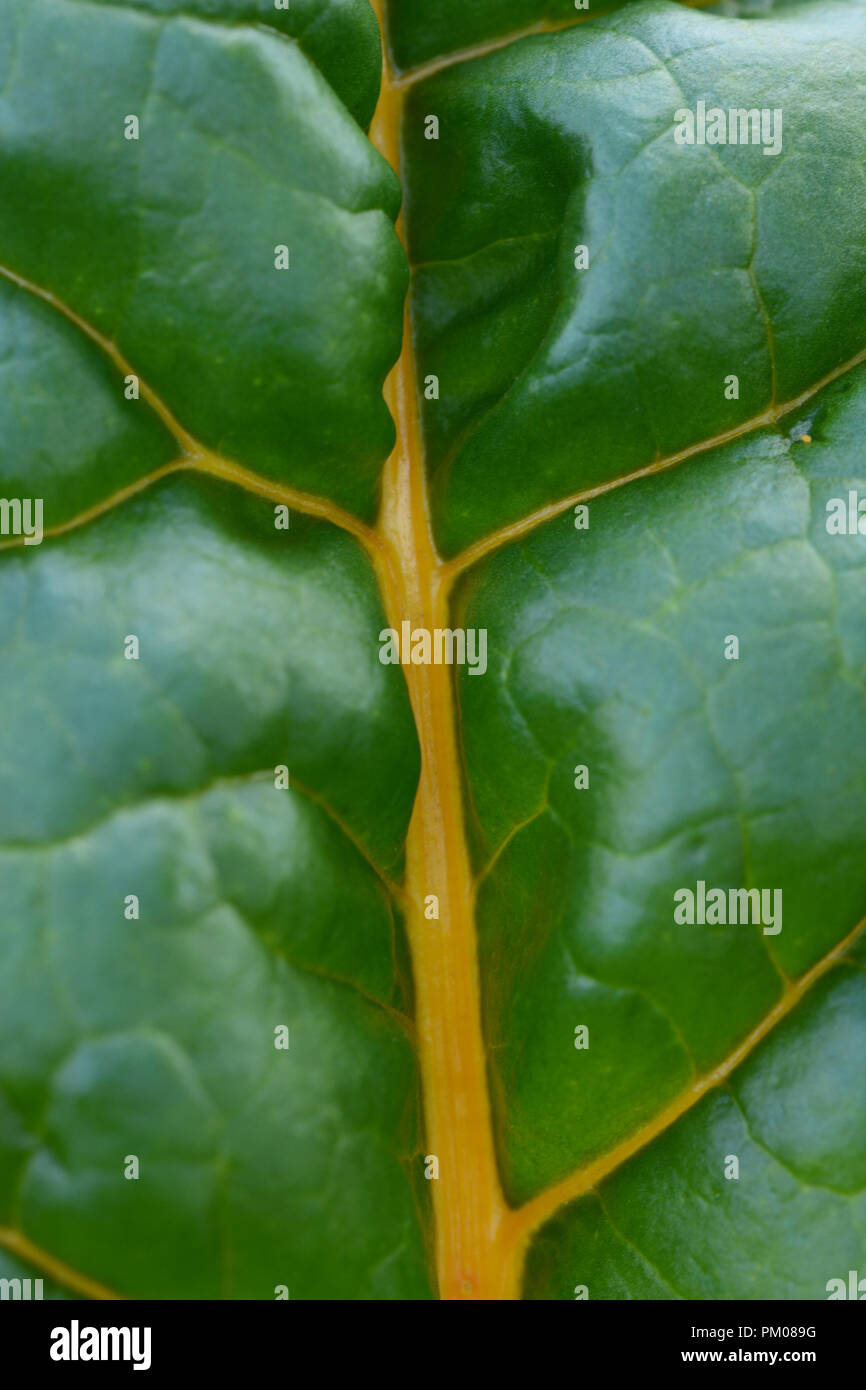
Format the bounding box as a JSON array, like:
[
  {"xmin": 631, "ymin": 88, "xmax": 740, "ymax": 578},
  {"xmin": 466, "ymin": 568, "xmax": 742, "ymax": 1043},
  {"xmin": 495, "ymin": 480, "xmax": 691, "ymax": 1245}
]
[
  {"xmin": 365, "ymin": 0, "xmax": 866, "ymax": 1302},
  {"xmin": 369, "ymin": 25, "xmax": 515, "ymax": 1297},
  {"xmin": 1, "ymin": 0, "xmax": 865, "ymax": 1301}
]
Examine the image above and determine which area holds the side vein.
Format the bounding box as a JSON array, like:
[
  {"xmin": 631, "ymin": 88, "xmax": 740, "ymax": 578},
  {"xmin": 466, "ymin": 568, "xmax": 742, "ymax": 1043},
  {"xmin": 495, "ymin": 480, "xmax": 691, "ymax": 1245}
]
[
  {"xmin": 442, "ymin": 340, "xmax": 866, "ymax": 580},
  {"xmin": 392, "ymin": 0, "xmax": 723, "ymax": 86},
  {"xmin": 4, "ymin": 260, "xmax": 866, "ymax": 593},
  {"xmin": 0, "ymin": 1226, "xmax": 123, "ymax": 1300},
  {"xmin": 504, "ymin": 912, "xmax": 866, "ymax": 1268}
]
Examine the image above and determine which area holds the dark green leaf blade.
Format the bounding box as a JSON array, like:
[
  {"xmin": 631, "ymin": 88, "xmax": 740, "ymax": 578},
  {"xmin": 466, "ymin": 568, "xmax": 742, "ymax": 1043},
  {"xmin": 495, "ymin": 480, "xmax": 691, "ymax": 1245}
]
[
  {"xmin": 403, "ymin": 0, "xmax": 866, "ymax": 554},
  {"xmin": 0, "ymin": 478, "xmax": 430, "ymax": 1299},
  {"xmin": 83, "ymin": 0, "xmax": 384, "ymax": 127},
  {"xmin": 456, "ymin": 364, "xmax": 866, "ymax": 1226},
  {"xmin": 0, "ymin": 0, "xmax": 405, "ymax": 518},
  {"xmin": 523, "ymin": 962, "xmax": 866, "ymax": 1298}
]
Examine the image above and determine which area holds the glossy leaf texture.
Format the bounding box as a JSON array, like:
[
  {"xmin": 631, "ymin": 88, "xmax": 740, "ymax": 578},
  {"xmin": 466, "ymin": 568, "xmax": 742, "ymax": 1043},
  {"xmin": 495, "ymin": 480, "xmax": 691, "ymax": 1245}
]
[
  {"xmin": 455, "ymin": 379, "xmax": 866, "ymax": 1282},
  {"xmin": 404, "ymin": 0, "xmax": 866, "ymax": 553},
  {"xmin": 82, "ymin": 0, "xmax": 387, "ymax": 128},
  {"xmin": 0, "ymin": 0, "xmax": 405, "ymax": 520},
  {"xmin": 0, "ymin": 0, "xmax": 864, "ymax": 1304},
  {"xmin": 403, "ymin": 0, "xmax": 866, "ymax": 1296},
  {"xmin": 0, "ymin": 1249, "xmax": 78, "ymax": 1301},
  {"xmin": 0, "ymin": 0, "xmax": 430, "ymax": 1300},
  {"xmin": 389, "ymin": 0, "xmax": 622, "ymax": 72},
  {"xmin": 388, "ymin": 0, "xmax": 826, "ymax": 72}
]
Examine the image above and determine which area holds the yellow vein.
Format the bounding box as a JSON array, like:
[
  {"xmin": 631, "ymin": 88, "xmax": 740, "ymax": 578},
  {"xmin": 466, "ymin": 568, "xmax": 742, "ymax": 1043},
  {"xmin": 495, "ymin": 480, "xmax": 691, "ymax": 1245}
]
[
  {"xmin": 392, "ymin": 14, "xmax": 598, "ymax": 87},
  {"xmin": 289, "ymin": 773, "xmax": 407, "ymax": 905},
  {"xmin": 0, "ymin": 1226, "xmax": 124, "ymax": 1300},
  {"xmin": 191, "ymin": 454, "xmax": 384, "ymax": 558},
  {"xmin": 0, "ymin": 262, "xmax": 387, "ymax": 562},
  {"xmin": 370, "ymin": 0, "xmax": 516, "ymax": 1302},
  {"xmin": 442, "ymin": 340, "xmax": 866, "ymax": 581},
  {"xmin": 0, "ymin": 4, "xmax": 860, "ymax": 1304},
  {"xmin": 506, "ymin": 912, "xmax": 866, "ymax": 1259},
  {"xmin": 0, "ymin": 263, "xmax": 198, "ymax": 455},
  {"xmin": 0, "ymin": 460, "xmax": 188, "ymax": 553},
  {"xmin": 392, "ymin": 0, "xmax": 723, "ymax": 86},
  {"xmin": 6, "ymin": 256, "xmax": 863, "ymax": 596}
]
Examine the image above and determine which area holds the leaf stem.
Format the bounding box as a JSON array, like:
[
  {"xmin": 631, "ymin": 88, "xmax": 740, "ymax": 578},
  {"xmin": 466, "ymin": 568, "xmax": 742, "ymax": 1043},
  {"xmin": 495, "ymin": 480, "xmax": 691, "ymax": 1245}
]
[{"xmin": 369, "ymin": 1, "xmax": 519, "ymax": 1300}]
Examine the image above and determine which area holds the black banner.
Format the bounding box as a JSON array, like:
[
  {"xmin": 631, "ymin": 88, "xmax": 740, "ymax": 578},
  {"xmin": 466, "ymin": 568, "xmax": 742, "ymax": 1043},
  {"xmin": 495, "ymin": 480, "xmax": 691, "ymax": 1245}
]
[{"xmin": 0, "ymin": 1297, "xmax": 861, "ymax": 1376}]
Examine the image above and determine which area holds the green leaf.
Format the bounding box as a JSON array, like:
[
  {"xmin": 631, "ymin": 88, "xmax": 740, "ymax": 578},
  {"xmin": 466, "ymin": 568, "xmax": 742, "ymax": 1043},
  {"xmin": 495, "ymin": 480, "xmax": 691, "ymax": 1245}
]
[
  {"xmin": 0, "ymin": 479, "xmax": 430, "ymax": 1299},
  {"xmin": 456, "ymin": 367, "xmax": 866, "ymax": 1213},
  {"xmin": 1, "ymin": 0, "xmax": 865, "ymax": 1304},
  {"xmin": 79, "ymin": 0, "xmax": 386, "ymax": 128},
  {"xmin": 421, "ymin": 0, "xmax": 866, "ymax": 1295},
  {"xmin": 0, "ymin": 0, "xmax": 430, "ymax": 1302},
  {"xmin": 403, "ymin": 0, "xmax": 866, "ymax": 554},
  {"xmin": 0, "ymin": 1248, "xmax": 80, "ymax": 1300},
  {"xmin": 0, "ymin": 0, "xmax": 405, "ymax": 520},
  {"xmin": 523, "ymin": 961, "xmax": 866, "ymax": 1298},
  {"xmin": 389, "ymin": 0, "xmax": 608, "ymax": 73}
]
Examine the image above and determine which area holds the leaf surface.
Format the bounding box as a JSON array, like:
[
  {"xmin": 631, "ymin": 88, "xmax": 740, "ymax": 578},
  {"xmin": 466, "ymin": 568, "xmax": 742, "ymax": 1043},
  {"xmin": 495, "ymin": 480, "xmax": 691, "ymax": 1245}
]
[
  {"xmin": 455, "ymin": 371, "xmax": 866, "ymax": 1213},
  {"xmin": 0, "ymin": 0, "xmax": 864, "ymax": 1301},
  {"xmin": 403, "ymin": 0, "xmax": 866, "ymax": 553},
  {"xmin": 0, "ymin": 0, "xmax": 429, "ymax": 1301}
]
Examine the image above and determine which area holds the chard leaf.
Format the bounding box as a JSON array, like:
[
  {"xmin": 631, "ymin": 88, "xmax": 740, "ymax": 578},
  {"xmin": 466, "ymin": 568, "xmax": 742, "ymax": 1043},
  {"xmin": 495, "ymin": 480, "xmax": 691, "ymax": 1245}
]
[{"xmin": 0, "ymin": 0, "xmax": 864, "ymax": 1302}]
